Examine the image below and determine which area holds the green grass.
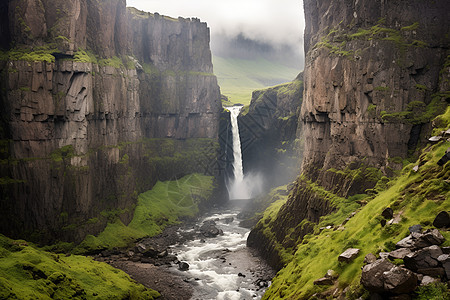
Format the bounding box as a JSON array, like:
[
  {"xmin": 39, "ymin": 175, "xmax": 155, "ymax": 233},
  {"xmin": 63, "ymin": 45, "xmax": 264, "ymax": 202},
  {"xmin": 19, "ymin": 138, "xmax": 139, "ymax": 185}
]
[
  {"xmin": 262, "ymin": 140, "xmax": 450, "ymax": 299},
  {"xmin": 213, "ymin": 56, "xmax": 299, "ymax": 105},
  {"xmin": 75, "ymin": 173, "xmax": 214, "ymax": 253},
  {"xmin": 0, "ymin": 235, "xmax": 160, "ymax": 299},
  {"xmin": 257, "ymin": 103, "xmax": 450, "ymax": 299}
]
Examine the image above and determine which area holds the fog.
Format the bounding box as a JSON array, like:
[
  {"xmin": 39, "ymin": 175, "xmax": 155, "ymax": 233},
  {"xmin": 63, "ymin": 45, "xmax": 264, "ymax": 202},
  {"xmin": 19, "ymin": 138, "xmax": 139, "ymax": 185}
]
[{"xmin": 127, "ymin": 0, "xmax": 305, "ymax": 67}]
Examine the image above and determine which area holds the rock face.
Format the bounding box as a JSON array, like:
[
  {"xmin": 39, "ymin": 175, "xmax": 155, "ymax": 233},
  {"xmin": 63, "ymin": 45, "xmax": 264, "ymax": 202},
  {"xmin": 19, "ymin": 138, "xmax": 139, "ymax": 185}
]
[
  {"xmin": 0, "ymin": 1, "xmax": 221, "ymax": 243},
  {"xmin": 237, "ymin": 74, "xmax": 303, "ymax": 190},
  {"xmin": 247, "ymin": 0, "xmax": 449, "ymax": 270},
  {"xmin": 301, "ymin": 0, "xmax": 449, "ymax": 189}
]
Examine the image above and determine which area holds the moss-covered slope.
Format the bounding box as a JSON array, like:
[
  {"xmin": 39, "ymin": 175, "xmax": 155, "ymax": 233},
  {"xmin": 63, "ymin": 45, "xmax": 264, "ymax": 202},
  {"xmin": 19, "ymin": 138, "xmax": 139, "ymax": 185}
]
[
  {"xmin": 256, "ymin": 108, "xmax": 450, "ymax": 299},
  {"xmin": 0, "ymin": 235, "xmax": 160, "ymax": 300}
]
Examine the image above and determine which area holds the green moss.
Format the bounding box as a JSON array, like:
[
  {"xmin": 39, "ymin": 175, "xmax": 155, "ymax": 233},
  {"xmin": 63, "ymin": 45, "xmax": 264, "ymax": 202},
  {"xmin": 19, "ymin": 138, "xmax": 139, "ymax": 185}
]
[
  {"xmin": 0, "ymin": 234, "xmax": 160, "ymax": 299},
  {"xmin": 98, "ymin": 56, "xmax": 124, "ymax": 69},
  {"xmin": 73, "ymin": 50, "xmax": 97, "ymax": 63},
  {"xmin": 401, "ymin": 22, "xmax": 419, "ymax": 31},
  {"xmin": 3, "ymin": 47, "xmax": 57, "ymax": 63},
  {"xmin": 414, "ymin": 282, "xmax": 449, "ymax": 300},
  {"xmin": 75, "ymin": 174, "xmax": 214, "ymax": 253},
  {"xmin": 374, "ymin": 86, "xmax": 390, "ymax": 92},
  {"xmin": 381, "ymin": 96, "xmax": 447, "ymax": 125},
  {"xmin": 49, "ymin": 145, "xmax": 75, "ymax": 162},
  {"xmin": 262, "ymin": 136, "xmax": 450, "ymax": 299}
]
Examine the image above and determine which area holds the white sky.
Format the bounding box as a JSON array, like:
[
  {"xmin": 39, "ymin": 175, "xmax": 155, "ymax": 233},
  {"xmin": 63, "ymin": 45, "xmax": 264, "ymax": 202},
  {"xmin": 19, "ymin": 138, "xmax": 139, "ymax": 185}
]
[{"xmin": 126, "ymin": 0, "xmax": 305, "ymax": 47}]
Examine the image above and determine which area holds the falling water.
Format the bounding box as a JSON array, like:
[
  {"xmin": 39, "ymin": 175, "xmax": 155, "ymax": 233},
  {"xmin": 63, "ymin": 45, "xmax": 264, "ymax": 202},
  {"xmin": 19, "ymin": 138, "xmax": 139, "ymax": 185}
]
[{"xmin": 227, "ymin": 106, "xmax": 252, "ymax": 199}]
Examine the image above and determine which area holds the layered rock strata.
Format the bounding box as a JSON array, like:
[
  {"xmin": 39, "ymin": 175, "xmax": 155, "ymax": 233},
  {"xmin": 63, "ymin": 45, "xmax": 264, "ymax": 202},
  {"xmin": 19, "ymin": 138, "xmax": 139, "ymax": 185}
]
[
  {"xmin": 248, "ymin": 0, "xmax": 449, "ymax": 269},
  {"xmin": 0, "ymin": 1, "xmax": 221, "ymax": 243}
]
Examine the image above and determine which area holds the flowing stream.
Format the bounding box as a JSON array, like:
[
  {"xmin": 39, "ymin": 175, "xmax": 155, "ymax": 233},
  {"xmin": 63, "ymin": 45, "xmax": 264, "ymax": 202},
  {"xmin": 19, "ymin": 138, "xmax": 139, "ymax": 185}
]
[{"xmin": 170, "ymin": 202, "xmax": 273, "ymax": 300}]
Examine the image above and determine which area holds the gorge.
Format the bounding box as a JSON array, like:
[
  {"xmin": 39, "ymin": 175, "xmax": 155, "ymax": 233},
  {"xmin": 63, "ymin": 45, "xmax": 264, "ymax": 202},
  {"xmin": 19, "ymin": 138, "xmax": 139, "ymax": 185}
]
[{"xmin": 0, "ymin": 0, "xmax": 449, "ymax": 299}]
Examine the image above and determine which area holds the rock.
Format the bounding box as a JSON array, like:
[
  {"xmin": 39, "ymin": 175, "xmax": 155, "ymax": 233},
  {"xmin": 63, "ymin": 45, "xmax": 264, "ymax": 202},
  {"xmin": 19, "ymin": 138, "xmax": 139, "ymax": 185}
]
[
  {"xmin": 364, "ymin": 253, "xmax": 377, "ymax": 264},
  {"xmin": 178, "ymin": 262, "xmax": 189, "ymax": 271},
  {"xmin": 429, "ymin": 136, "xmax": 443, "ymax": 142},
  {"xmin": 361, "ymin": 259, "xmax": 418, "ymax": 294},
  {"xmin": 379, "ymin": 252, "xmax": 390, "ymax": 260},
  {"xmin": 408, "ymin": 225, "xmax": 422, "ymax": 233},
  {"xmin": 383, "ymin": 266, "xmax": 417, "ymax": 294},
  {"xmin": 380, "ymin": 219, "xmax": 387, "ymax": 227},
  {"xmin": 437, "ymin": 152, "xmax": 450, "ymax": 166},
  {"xmin": 200, "ymin": 220, "xmax": 221, "ymax": 237},
  {"xmin": 223, "ymin": 217, "xmax": 234, "ymax": 224},
  {"xmin": 420, "ymin": 275, "xmax": 439, "ymax": 286},
  {"xmin": 313, "ymin": 277, "xmax": 334, "ymax": 285},
  {"xmin": 237, "ymin": 273, "xmax": 246, "ymax": 277},
  {"xmin": 381, "ymin": 207, "xmax": 394, "ymax": 219},
  {"xmin": 396, "ymin": 229, "xmax": 445, "ymax": 250},
  {"xmin": 338, "ymin": 248, "xmax": 360, "ymax": 262},
  {"xmin": 404, "ymin": 245, "xmax": 443, "ymax": 272},
  {"xmin": 412, "ymin": 165, "xmax": 419, "ymax": 172},
  {"xmin": 326, "ymin": 269, "xmax": 338, "ymax": 279},
  {"xmin": 433, "ymin": 211, "xmax": 450, "ymax": 228},
  {"xmin": 388, "ymin": 248, "xmax": 413, "ymax": 260},
  {"xmin": 416, "ymin": 268, "xmax": 445, "ymax": 277},
  {"xmin": 442, "ymin": 247, "xmax": 450, "ymax": 254}
]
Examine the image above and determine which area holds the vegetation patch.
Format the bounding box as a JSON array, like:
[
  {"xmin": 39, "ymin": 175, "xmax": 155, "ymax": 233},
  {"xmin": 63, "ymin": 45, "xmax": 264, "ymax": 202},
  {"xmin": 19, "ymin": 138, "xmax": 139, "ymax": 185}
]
[
  {"xmin": 75, "ymin": 173, "xmax": 214, "ymax": 253},
  {"xmin": 261, "ymin": 109, "xmax": 450, "ymax": 299},
  {"xmin": 0, "ymin": 234, "xmax": 160, "ymax": 299}
]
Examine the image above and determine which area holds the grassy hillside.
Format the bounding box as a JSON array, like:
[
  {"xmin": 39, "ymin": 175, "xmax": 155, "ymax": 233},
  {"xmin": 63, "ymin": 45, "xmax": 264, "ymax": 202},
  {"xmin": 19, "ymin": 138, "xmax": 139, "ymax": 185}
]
[
  {"xmin": 212, "ymin": 56, "xmax": 300, "ymax": 105},
  {"xmin": 256, "ymin": 107, "xmax": 450, "ymax": 299},
  {"xmin": 0, "ymin": 235, "xmax": 160, "ymax": 299},
  {"xmin": 75, "ymin": 174, "xmax": 214, "ymax": 254}
]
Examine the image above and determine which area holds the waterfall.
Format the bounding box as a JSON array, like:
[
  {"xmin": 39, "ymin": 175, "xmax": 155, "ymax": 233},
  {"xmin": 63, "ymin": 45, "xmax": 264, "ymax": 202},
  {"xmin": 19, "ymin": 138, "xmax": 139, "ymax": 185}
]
[{"xmin": 227, "ymin": 106, "xmax": 250, "ymax": 199}]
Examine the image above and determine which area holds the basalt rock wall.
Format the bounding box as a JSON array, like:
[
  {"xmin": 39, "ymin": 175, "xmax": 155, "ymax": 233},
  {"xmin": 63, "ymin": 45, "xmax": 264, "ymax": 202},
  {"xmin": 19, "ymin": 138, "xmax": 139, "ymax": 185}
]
[
  {"xmin": 0, "ymin": 0, "xmax": 221, "ymax": 243},
  {"xmin": 248, "ymin": 0, "xmax": 449, "ymax": 270}
]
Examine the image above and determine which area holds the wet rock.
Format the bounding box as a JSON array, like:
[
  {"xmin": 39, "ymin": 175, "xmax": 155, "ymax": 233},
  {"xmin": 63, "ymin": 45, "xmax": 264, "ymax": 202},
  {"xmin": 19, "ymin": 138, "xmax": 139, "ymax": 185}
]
[
  {"xmin": 408, "ymin": 225, "xmax": 422, "ymax": 233},
  {"xmin": 382, "ymin": 207, "xmax": 394, "ymax": 219},
  {"xmin": 404, "ymin": 245, "xmax": 443, "ymax": 272},
  {"xmin": 388, "ymin": 248, "xmax": 413, "ymax": 260},
  {"xmin": 361, "ymin": 259, "xmax": 418, "ymax": 294},
  {"xmin": 223, "ymin": 217, "xmax": 234, "ymax": 224},
  {"xmin": 338, "ymin": 248, "xmax": 360, "ymax": 262},
  {"xmin": 432, "ymin": 211, "xmax": 449, "ymax": 228},
  {"xmin": 178, "ymin": 262, "xmax": 189, "ymax": 271},
  {"xmin": 200, "ymin": 220, "xmax": 221, "ymax": 237},
  {"xmin": 437, "ymin": 152, "xmax": 450, "ymax": 166},
  {"xmin": 364, "ymin": 253, "xmax": 377, "ymax": 264},
  {"xmin": 238, "ymin": 272, "xmax": 246, "ymax": 277}
]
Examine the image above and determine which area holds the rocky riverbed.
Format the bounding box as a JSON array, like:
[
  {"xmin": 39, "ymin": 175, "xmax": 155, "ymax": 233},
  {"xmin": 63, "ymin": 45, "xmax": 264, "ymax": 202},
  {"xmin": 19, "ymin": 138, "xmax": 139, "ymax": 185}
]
[{"xmin": 94, "ymin": 206, "xmax": 275, "ymax": 300}]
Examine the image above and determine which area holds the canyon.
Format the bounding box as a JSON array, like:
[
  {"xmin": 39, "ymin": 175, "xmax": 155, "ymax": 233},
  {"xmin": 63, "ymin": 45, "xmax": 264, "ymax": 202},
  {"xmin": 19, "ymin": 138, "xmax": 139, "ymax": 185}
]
[{"xmin": 0, "ymin": 0, "xmax": 449, "ymax": 299}]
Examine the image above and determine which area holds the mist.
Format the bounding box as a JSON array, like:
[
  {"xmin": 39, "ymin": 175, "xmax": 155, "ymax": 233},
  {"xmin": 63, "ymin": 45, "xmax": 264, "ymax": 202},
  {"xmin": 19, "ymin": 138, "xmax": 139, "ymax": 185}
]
[{"xmin": 127, "ymin": 0, "xmax": 305, "ymax": 66}]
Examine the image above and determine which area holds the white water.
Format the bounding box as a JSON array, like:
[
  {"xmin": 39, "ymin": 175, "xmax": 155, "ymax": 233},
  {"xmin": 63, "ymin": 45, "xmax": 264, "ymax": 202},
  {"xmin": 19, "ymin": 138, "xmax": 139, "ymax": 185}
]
[
  {"xmin": 226, "ymin": 106, "xmax": 264, "ymax": 200},
  {"xmin": 171, "ymin": 207, "xmax": 272, "ymax": 300}
]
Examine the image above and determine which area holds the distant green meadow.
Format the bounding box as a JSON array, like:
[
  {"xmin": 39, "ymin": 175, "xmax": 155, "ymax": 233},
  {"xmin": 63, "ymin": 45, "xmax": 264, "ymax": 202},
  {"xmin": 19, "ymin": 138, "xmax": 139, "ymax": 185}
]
[{"xmin": 213, "ymin": 56, "xmax": 300, "ymax": 105}]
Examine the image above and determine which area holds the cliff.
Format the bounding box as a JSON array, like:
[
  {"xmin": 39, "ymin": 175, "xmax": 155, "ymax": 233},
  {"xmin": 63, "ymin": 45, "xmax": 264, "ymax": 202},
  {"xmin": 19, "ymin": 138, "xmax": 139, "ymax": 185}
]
[
  {"xmin": 238, "ymin": 73, "xmax": 303, "ymax": 191},
  {"xmin": 248, "ymin": 0, "xmax": 449, "ymax": 297},
  {"xmin": 0, "ymin": 0, "xmax": 221, "ymax": 243}
]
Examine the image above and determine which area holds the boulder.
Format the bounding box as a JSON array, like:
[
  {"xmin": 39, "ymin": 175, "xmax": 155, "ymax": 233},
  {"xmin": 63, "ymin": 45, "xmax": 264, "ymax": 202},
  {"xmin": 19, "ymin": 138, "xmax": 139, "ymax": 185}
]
[
  {"xmin": 200, "ymin": 220, "xmax": 222, "ymax": 237},
  {"xmin": 408, "ymin": 225, "xmax": 422, "ymax": 233},
  {"xmin": 360, "ymin": 260, "xmax": 395, "ymax": 292},
  {"xmin": 364, "ymin": 253, "xmax": 377, "ymax": 264},
  {"xmin": 396, "ymin": 229, "xmax": 445, "ymax": 250},
  {"xmin": 404, "ymin": 245, "xmax": 443, "ymax": 272},
  {"xmin": 381, "ymin": 207, "xmax": 394, "ymax": 219},
  {"xmin": 415, "ymin": 268, "xmax": 445, "ymax": 277},
  {"xmin": 388, "ymin": 248, "xmax": 413, "ymax": 260},
  {"xmin": 338, "ymin": 248, "xmax": 360, "ymax": 262},
  {"xmin": 383, "ymin": 266, "xmax": 418, "ymax": 294},
  {"xmin": 361, "ymin": 259, "xmax": 418, "ymax": 294},
  {"xmin": 433, "ymin": 211, "xmax": 450, "ymax": 228},
  {"xmin": 313, "ymin": 277, "xmax": 334, "ymax": 285},
  {"xmin": 178, "ymin": 262, "xmax": 189, "ymax": 271}
]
